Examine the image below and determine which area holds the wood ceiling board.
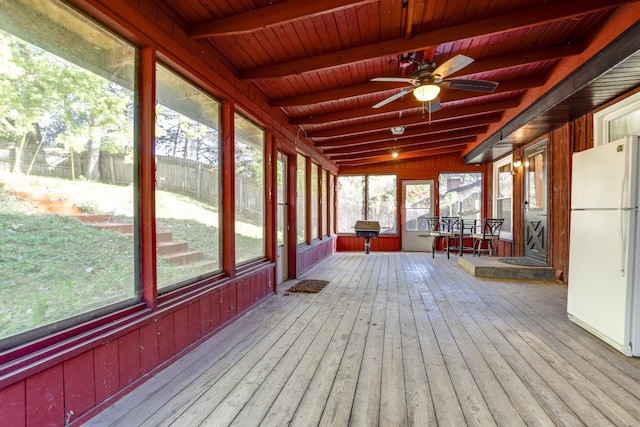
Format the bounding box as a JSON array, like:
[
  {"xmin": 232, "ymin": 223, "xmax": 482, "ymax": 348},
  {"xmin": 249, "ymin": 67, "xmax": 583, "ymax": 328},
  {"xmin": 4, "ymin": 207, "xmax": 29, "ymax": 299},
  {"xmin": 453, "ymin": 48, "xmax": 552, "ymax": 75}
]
[
  {"xmin": 290, "ymin": 83, "xmax": 529, "ymax": 125},
  {"xmin": 302, "ymin": 97, "xmax": 519, "ymax": 133},
  {"xmin": 322, "ymin": 129, "xmax": 486, "ymax": 155},
  {"xmin": 306, "ymin": 101, "xmax": 513, "ymax": 139},
  {"xmin": 315, "ymin": 116, "xmax": 502, "ymax": 147},
  {"xmin": 189, "ymin": 0, "xmax": 376, "ymax": 37},
  {"xmin": 328, "ymin": 137, "xmax": 477, "ymax": 161},
  {"xmin": 464, "ymin": 21, "xmax": 640, "ymax": 164},
  {"xmin": 334, "ymin": 145, "xmax": 468, "ymax": 166},
  {"xmin": 150, "ymin": 1, "xmax": 640, "ymax": 166},
  {"xmin": 237, "ymin": 0, "xmax": 632, "ymax": 79}
]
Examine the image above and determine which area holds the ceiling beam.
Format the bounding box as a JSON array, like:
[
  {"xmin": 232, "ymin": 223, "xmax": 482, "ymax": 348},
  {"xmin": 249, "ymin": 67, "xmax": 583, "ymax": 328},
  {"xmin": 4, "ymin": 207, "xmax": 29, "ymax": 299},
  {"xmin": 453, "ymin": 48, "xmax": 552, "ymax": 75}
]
[
  {"xmin": 272, "ymin": 44, "xmax": 572, "ymax": 107},
  {"xmin": 328, "ymin": 137, "xmax": 476, "ymax": 161},
  {"xmin": 306, "ymin": 99, "xmax": 518, "ymax": 138},
  {"xmin": 315, "ymin": 116, "xmax": 501, "ymax": 147},
  {"xmin": 291, "ymin": 79, "xmax": 541, "ymax": 125},
  {"xmin": 271, "ymin": 82, "xmax": 400, "ymax": 107},
  {"xmin": 334, "ymin": 144, "xmax": 468, "ymax": 166},
  {"xmin": 322, "ymin": 128, "xmax": 486, "ymax": 155},
  {"xmin": 448, "ymin": 43, "xmax": 585, "ymax": 78},
  {"xmin": 239, "ymin": 0, "xmax": 630, "ymax": 79},
  {"xmin": 189, "ymin": 0, "xmax": 377, "ymax": 38}
]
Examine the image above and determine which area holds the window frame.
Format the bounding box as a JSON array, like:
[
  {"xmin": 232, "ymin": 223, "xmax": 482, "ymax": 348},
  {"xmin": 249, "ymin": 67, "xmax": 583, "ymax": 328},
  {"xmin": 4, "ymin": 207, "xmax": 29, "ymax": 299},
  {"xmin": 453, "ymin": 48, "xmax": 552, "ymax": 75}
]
[
  {"xmin": 310, "ymin": 162, "xmax": 319, "ymax": 240},
  {"xmin": 0, "ymin": 0, "xmax": 141, "ymax": 350},
  {"xmin": 492, "ymin": 155, "xmax": 513, "ymax": 241},
  {"xmin": 438, "ymin": 172, "xmax": 483, "ymax": 220},
  {"xmin": 233, "ymin": 112, "xmax": 266, "ymax": 266},
  {"xmin": 594, "ymin": 90, "xmax": 640, "ymax": 146},
  {"xmin": 336, "ymin": 173, "xmax": 398, "ymax": 235},
  {"xmin": 154, "ymin": 62, "xmax": 223, "ymax": 292},
  {"xmin": 296, "ymin": 153, "xmax": 307, "ymax": 245}
]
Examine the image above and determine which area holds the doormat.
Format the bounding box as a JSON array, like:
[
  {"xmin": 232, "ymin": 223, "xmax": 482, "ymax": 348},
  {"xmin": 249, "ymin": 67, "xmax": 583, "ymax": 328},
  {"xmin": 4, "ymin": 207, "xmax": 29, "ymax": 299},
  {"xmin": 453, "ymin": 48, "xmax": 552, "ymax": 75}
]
[
  {"xmin": 498, "ymin": 257, "xmax": 548, "ymax": 267},
  {"xmin": 287, "ymin": 279, "xmax": 329, "ymax": 293}
]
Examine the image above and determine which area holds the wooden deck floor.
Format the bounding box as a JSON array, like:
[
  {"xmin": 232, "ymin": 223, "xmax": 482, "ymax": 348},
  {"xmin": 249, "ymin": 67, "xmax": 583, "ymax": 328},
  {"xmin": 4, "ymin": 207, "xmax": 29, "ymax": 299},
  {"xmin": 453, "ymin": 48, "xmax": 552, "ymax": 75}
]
[{"xmin": 87, "ymin": 252, "xmax": 640, "ymax": 426}]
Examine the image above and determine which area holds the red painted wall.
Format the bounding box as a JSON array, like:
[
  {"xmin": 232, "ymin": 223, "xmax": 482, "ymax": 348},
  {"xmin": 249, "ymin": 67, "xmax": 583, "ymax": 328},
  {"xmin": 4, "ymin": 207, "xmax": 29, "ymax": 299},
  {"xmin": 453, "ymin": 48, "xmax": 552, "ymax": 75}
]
[
  {"xmin": 297, "ymin": 237, "xmax": 337, "ymax": 275},
  {"xmin": 0, "ymin": 1, "xmax": 328, "ymax": 425},
  {"xmin": 0, "ymin": 266, "xmax": 275, "ymax": 426}
]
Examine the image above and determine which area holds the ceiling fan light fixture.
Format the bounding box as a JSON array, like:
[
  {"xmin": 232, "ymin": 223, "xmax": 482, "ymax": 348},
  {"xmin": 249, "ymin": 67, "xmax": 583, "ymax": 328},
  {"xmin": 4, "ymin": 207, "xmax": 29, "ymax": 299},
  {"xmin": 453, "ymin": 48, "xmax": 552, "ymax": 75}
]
[
  {"xmin": 413, "ymin": 84, "xmax": 440, "ymax": 102},
  {"xmin": 390, "ymin": 126, "xmax": 405, "ymax": 135}
]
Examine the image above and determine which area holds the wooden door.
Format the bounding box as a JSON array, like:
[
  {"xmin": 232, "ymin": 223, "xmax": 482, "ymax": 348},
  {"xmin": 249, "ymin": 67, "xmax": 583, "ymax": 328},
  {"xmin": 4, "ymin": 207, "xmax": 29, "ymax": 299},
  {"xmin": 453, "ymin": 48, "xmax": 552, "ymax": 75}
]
[
  {"xmin": 524, "ymin": 141, "xmax": 548, "ymax": 262},
  {"xmin": 401, "ymin": 180, "xmax": 434, "ymax": 252}
]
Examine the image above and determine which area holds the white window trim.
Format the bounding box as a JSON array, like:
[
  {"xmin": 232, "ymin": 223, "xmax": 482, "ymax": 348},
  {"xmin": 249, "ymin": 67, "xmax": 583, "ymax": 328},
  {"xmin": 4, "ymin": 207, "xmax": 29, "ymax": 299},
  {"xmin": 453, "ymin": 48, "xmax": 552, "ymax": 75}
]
[
  {"xmin": 594, "ymin": 90, "xmax": 640, "ymax": 146},
  {"xmin": 493, "ymin": 154, "xmax": 513, "ymax": 241}
]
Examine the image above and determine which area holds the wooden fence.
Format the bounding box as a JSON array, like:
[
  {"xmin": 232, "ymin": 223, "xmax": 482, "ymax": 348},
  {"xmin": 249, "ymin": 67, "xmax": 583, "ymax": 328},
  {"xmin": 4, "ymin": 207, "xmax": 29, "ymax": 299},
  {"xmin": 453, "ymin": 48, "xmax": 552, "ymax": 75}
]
[{"xmin": 0, "ymin": 144, "xmax": 261, "ymax": 215}]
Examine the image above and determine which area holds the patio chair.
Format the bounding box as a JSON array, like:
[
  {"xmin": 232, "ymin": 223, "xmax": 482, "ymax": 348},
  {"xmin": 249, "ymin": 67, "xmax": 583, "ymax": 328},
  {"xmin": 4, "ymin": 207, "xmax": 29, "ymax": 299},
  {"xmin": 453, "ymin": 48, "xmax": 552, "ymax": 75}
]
[
  {"xmin": 438, "ymin": 216, "xmax": 460, "ymax": 259},
  {"xmin": 472, "ymin": 218, "xmax": 504, "ymax": 256},
  {"xmin": 427, "ymin": 217, "xmax": 445, "ymax": 258}
]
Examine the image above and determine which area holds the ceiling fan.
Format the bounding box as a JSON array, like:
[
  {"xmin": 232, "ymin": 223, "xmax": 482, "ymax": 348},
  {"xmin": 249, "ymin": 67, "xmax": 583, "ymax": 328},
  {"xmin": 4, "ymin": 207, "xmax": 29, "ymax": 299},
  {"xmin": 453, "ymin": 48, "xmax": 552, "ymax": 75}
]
[{"xmin": 371, "ymin": 54, "xmax": 498, "ymax": 112}]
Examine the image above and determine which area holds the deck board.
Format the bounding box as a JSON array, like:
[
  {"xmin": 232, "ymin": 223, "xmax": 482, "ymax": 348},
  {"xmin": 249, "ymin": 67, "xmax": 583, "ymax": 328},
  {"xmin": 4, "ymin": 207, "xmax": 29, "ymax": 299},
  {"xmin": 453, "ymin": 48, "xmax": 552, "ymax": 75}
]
[{"xmin": 86, "ymin": 252, "xmax": 640, "ymax": 427}]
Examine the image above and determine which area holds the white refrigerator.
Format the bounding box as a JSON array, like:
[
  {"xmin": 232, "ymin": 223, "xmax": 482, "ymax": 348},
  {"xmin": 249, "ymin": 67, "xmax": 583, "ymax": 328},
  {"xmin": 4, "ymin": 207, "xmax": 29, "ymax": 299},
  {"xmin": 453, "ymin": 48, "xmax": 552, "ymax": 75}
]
[{"xmin": 567, "ymin": 135, "xmax": 640, "ymax": 357}]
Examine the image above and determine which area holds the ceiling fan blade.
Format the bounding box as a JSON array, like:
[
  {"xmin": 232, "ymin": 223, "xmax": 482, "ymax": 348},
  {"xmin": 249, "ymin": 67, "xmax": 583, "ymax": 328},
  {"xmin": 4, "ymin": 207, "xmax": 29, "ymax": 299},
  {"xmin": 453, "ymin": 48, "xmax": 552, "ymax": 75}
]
[
  {"xmin": 432, "ymin": 54, "xmax": 474, "ymax": 79},
  {"xmin": 372, "ymin": 77, "xmax": 420, "ymax": 86},
  {"xmin": 372, "ymin": 87, "xmax": 414, "ymax": 108},
  {"xmin": 441, "ymin": 79, "xmax": 499, "ymax": 92}
]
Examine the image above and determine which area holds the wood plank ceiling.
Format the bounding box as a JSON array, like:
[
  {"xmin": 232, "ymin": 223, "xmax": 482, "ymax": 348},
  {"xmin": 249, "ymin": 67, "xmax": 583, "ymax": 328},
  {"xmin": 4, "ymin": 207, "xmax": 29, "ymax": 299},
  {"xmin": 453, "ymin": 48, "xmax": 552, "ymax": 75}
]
[{"xmin": 157, "ymin": 0, "xmax": 640, "ymax": 167}]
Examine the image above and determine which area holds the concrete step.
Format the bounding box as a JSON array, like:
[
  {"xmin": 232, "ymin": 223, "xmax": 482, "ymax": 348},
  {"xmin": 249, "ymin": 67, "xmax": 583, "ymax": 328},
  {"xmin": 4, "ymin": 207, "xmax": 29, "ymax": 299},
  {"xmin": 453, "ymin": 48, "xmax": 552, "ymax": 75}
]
[
  {"xmin": 162, "ymin": 250, "xmax": 205, "ymax": 266},
  {"xmin": 92, "ymin": 222, "xmax": 134, "ymax": 234},
  {"xmin": 156, "ymin": 231, "xmax": 173, "ymax": 242},
  {"xmin": 156, "ymin": 240, "xmax": 189, "ymax": 256},
  {"xmin": 72, "ymin": 214, "xmax": 113, "ymax": 223},
  {"xmin": 458, "ymin": 256, "xmax": 555, "ymax": 281}
]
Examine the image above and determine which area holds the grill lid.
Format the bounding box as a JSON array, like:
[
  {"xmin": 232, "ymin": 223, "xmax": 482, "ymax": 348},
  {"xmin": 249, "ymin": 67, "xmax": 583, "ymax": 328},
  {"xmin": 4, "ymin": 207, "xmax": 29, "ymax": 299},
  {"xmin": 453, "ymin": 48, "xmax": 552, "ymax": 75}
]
[{"xmin": 354, "ymin": 220, "xmax": 381, "ymax": 231}]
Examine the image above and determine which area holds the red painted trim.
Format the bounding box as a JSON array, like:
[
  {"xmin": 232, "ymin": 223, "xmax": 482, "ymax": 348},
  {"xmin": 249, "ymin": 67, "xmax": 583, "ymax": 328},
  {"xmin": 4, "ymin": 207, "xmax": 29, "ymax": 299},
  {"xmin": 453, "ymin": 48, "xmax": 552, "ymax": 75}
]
[
  {"xmin": 140, "ymin": 46, "xmax": 158, "ymax": 308},
  {"xmin": 288, "ymin": 153, "xmax": 299, "ymax": 278},
  {"xmin": 265, "ymin": 130, "xmax": 276, "ymax": 262},
  {"xmin": 0, "ymin": 304, "xmax": 147, "ymax": 375},
  {"xmin": 296, "ymin": 237, "xmax": 337, "ymax": 275},
  {"xmin": 139, "ymin": 322, "xmax": 159, "ymax": 375},
  {"xmin": 306, "ymin": 156, "xmax": 312, "ymax": 244},
  {"xmin": 317, "ymin": 164, "xmax": 323, "ymax": 240},
  {"xmin": 222, "ymin": 102, "xmax": 236, "ymax": 276},
  {"xmin": 0, "ymin": 380, "xmax": 25, "ymax": 426},
  {"xmin": 94, "ymin": 341, "xmax": 120, "ymax": 403},
  {"xmin": 63, "ymin": 352, "xmax": 96, "ymax": 422},
  {"xmin": 118, "ymin": 331, "xmax": 141, "ymax": 388},
  {"xmin": 26, "ymin": 364, "xmax": 64, "ymax": 426}
]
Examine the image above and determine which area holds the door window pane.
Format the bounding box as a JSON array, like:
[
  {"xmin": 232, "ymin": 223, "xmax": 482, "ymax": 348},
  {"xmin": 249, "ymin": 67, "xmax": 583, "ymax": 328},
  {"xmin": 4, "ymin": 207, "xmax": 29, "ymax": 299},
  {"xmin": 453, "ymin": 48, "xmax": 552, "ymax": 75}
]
[
  {"xmin": 404, "ymin": 183, "xmax": 432, "ymax": 232},
  {"xmin": 276, "ymin": 153, "xmax": 286, "ymax": 247},
  {"xmin": 368, "ymin": 175, "xmax": 397, "ymax": 234},
  {"xmin": 310, "ymin": 163, "xmax": 318, "ymax": 239},
  {"xmin": 439, "ymin": 173, "xmax": 483, "ymax": 219},
  {"xmin": 296, "ymin": 154, "xmax": 306, "ymax": 244},
  {"xmin": 329, "ymin": 174, "xmax": 335, "ymax": 234},
  {"xmin": 527, "ymin": 153, "xmax": 545, "ymax": 209},
  {"xmin": 494, "ymin": 161, "xmax": 513, "ymax": 236},
  {"xmin": 234, "ymin": 114, "xmax": 265, "ymax": 264},
  {"xmin": 0, "ymin": 0, "xmax": 137, "ymax": 346},
  {"xmin": 322, "ymin": 169, "xmax": 328, "ymax": 236},
  {"xmin": 337, "ymin": 175, "xmax": 365, "ymax": 233}
]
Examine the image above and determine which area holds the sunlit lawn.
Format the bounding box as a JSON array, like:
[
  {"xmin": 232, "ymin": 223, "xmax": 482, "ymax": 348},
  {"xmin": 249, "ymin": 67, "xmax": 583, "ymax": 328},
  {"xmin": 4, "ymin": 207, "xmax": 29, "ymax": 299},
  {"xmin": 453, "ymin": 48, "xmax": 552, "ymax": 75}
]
[{"xmin": 0, "ymin": 173, "xmax": 262, "ymax": 341}]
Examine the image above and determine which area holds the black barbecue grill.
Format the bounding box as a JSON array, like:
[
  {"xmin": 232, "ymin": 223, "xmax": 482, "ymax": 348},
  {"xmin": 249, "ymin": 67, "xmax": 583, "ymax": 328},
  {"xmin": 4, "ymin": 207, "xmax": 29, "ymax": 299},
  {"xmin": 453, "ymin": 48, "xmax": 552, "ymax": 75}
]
[{"xmin": 354, "ymin": 220, "xmax": 381, "ymax": 254}]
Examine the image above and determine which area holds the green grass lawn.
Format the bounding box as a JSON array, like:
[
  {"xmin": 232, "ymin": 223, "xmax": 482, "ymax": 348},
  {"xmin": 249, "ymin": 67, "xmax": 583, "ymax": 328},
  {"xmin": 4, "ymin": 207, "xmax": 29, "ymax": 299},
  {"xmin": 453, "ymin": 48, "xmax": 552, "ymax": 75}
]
[{"xmin": 0, "ymin": 173, "xmax": 263, "ymax": 341}]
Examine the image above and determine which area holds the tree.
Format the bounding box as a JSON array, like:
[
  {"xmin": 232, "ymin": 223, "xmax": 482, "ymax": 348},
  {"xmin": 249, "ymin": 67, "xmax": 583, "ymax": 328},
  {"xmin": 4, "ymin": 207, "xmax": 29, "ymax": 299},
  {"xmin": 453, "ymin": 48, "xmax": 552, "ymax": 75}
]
[{"xmin": 0, "ymin": 30, "xmax": 133, "ymax": 178}]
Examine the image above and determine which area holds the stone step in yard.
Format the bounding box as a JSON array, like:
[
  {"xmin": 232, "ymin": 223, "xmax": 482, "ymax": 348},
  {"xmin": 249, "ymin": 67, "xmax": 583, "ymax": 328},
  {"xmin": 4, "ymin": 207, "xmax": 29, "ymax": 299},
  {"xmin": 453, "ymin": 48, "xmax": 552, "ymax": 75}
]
[{"xmin": 71, "ymin": 214, "xmax": 208, "ymax": 268}]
